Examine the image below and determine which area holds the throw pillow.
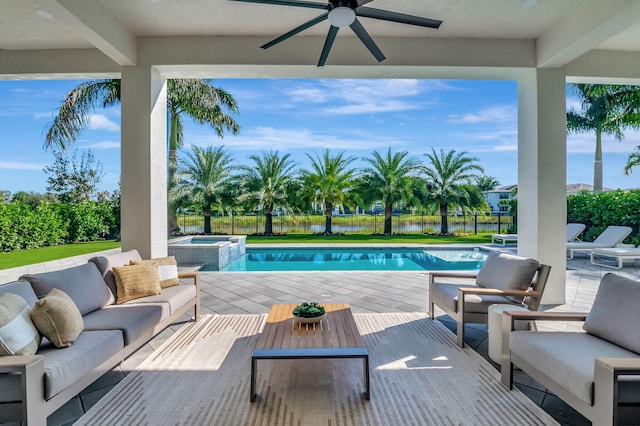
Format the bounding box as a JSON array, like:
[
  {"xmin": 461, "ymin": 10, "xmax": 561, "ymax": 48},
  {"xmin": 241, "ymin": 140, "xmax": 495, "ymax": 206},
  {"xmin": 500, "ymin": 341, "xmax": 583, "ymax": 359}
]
[
  {"xmin": 130, "ymin": 256, "xmax": 180, "ymax": 288},
  {"xmin": 476, "ymin": 252, "xmax": 539, "ymax": 292},
  {"xmin": 0, "ymin": 293, "xmax": 41, "ymax": 356},
  {"xmin": 113, "ymin": 264, "xmax": 161, "ymax": 304},
  {"xmin": 584, "ymin": 273, "xmax": 640, "ymax": 354},
  {"xmin": 30, "ymin": 288, "xmax": 83, "ymax": 349}
]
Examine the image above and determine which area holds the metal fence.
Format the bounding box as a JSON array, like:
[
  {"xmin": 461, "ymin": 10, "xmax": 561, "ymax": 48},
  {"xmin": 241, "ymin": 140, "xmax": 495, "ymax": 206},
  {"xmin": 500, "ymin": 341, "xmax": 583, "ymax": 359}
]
[{"xmin": 178, "ymin": 212, "xmax": 514, "ymax": 235}]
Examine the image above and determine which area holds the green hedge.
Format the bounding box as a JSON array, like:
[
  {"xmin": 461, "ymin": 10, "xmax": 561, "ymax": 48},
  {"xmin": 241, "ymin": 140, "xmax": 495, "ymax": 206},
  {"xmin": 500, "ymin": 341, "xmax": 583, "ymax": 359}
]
[
  {"xmin": 0, "ymin": 200, "xmax": 119, "ymax": 252},
  {"xmin": 567, "ymin": 190, "xmax": 640, "ymax": 243}
]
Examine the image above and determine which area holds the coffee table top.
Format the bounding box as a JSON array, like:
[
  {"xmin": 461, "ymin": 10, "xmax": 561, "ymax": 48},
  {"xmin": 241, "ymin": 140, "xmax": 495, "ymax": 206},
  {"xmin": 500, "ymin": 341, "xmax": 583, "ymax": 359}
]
[{"xmin": 256, "ymin": 303, "xmax": 365, "ymax": 351}]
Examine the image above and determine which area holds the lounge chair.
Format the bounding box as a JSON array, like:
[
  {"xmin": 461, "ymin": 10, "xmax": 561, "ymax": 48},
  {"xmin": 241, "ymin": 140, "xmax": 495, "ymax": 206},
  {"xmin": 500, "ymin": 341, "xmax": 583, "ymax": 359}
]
[
  {"xmin": 566, "ymin": 223, "xmax": 586, "ymax": 242},
  {"xmin": 566, "ymin": 225, "xmax": 632, "ymax": 259},
  {"xmin": 428, "ymin": 251, "xmax": 551, "ymax": 347},
  {"xmin": 491, "ymin": 223, "xmax": 585, "ymax": 246}
]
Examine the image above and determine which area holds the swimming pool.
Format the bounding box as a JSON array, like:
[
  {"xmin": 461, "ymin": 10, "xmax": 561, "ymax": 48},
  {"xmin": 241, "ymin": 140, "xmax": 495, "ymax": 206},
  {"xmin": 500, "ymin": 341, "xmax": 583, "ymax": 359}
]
[{"xmin": 214, "ymin": 247, "xmax": 487, "ymax": 272}]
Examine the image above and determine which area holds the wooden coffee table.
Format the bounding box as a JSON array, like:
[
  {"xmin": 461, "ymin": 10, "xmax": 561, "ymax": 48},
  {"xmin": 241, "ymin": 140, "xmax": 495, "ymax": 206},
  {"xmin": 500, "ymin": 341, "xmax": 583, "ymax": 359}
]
[{"xmin": 250, "ymin": 303, "xmax": 369, "ymax": 402}]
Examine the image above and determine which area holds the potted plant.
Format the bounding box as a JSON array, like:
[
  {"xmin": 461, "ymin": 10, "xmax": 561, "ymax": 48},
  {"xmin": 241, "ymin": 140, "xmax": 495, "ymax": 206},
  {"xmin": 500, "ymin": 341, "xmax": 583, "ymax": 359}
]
[{"xmin": 292, "ymin": 302, "xmax": 326, "ymax": 324}]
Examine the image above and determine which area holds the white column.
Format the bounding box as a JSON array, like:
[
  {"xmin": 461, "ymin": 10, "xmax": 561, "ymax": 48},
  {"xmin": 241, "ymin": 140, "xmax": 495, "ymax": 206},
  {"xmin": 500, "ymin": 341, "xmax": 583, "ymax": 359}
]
[
  {"xmin": 120, "ymin": 66, "xmax": 168, "ymax": 259},
  {"xmin": 517, "ymin": 68, "xmax": 567, "ymax": 305}
]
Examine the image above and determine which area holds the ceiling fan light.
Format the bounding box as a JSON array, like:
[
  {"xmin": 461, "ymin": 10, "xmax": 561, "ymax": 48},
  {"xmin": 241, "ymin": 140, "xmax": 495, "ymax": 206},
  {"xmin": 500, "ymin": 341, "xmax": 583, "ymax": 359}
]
[{"xmin": 328, "ymin": 7, "xmax": 355, "ymax": 27}]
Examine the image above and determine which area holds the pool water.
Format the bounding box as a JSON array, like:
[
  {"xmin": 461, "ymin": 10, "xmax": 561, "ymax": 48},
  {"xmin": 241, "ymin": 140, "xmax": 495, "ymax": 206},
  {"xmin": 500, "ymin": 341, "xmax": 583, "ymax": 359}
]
[{"xmin": 216, "ymin": 247, "xmax": 487, "ymax": 272}]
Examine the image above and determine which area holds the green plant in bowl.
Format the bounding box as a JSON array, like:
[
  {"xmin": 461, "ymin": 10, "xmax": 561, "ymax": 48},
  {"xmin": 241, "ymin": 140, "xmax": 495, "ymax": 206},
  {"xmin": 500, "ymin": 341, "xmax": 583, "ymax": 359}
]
[{"xmin": 292, "ymin": 302, "xmax": 326, "ymax": 318}]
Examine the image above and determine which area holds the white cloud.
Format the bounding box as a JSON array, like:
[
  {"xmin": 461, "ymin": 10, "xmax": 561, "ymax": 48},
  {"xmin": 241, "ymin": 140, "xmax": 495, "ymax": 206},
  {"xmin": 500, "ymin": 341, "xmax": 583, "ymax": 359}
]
[
  {"xmin": 324, "ymin": 100, "xmax": 420, "ymax": 114},
  {"xmin": 89, "ymin": 114, "xmax": 120, "ymax": 131},
  {"xmin": 447, "ymin": 105, "xmax": 516, "ymax": 124},
  {"xmin": 83, "ymin": 140, "xmax": 120, "ymax": 150},
  {"xmin": 0, "ymin": 161, "xmax": 45, "ymax": 170}
]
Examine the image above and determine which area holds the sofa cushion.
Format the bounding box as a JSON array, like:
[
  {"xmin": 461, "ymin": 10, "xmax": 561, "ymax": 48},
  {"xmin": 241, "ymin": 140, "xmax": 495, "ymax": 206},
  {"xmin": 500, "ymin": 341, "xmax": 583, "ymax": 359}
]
[
  {"xmin": 39, "ymin": 329, "xmax": 124, "ymax": 400},
  {"xmin": 88, "ymin": 249, "xmax": 142, "ymax": 299},
  {"xmin": 82, "ymin": 304, "xmax": 164, "ymax": 345},
  {"xmin": 431, "ymin": 282, "xmax": 520, "ymax": 314},
  {"xmin": 131, "ymin": 256, "xmax": 179, "ymax": 288},
  {"xmin": 0, "ymin": 293, "xmax": 41, "ymax": 356},
  {"xmin": 113, "ymin": 264, "xmax": 161, "ymax": 304},
  {"xmin": 510, "ymin": 331, "xmax": 639, "ymax": 405},
  {"xmin": 20, "ymin": 263, "xmax": 113, "ymax": 315},
  {"xmin": 584, "ymin": 273, "xmax": 640, "ymax": 354},
  {"xmin": 476, "ymin": 252, "xmax": 539, "ymax": 294},
  {"xmin": 0, "ymin": 281, "xmax": 38, "ymax": 307},
  {"xmin": 123, "ymin": 284, "xmax": 196, "ymax": 315},
  {"xmin": 30, "ymin": 289, "xmax": 84, "ymax": 349}
]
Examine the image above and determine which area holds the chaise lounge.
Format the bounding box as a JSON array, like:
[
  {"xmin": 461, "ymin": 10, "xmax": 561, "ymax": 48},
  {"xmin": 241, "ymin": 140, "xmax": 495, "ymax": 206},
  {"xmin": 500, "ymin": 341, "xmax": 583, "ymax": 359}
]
[{"xmin": 566, "ymin": 225, "xmax": 632, "ymax": 259}]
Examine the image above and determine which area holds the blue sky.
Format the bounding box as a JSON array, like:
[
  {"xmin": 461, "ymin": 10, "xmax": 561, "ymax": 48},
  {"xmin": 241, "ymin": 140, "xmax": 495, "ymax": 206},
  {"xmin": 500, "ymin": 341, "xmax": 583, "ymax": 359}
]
[{"xmin": 1, "ymin": 78, "xmax": 640, "ymax": 195}]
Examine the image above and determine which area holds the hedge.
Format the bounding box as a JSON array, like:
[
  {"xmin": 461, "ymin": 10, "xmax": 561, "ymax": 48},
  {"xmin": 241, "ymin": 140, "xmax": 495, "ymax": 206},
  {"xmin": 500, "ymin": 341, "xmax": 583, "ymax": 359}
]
[{"xmin": 0, "ymin": 200, "xmax": 119, "ymax": 252}]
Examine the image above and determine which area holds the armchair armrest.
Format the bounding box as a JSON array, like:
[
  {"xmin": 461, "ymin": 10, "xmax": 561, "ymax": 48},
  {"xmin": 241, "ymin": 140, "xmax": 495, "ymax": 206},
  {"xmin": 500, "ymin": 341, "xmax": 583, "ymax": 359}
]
[
  {"xmin": 458, "ymin": 287, "xmax": 540, "ymax": 298},
  {"xmin": 178, "ymin": 272, "xmax": 200, "ymax": 320},
  {"xmin": 593, "ymin": 358, "xmax": 640, "ymax": 425},
  {"xmin": 428, "ymin": 271, "xmax": 478, "ymax": 281}
]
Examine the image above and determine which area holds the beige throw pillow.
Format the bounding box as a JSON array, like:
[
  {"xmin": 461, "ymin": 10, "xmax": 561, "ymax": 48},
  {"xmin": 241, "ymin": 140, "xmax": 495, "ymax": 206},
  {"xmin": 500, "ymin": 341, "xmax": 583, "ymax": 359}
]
[
  {"xmin": 130, "ymin": 256, "xmax": 180, "ymax": 288},
  {"xmin": 113, "ymin": 264, "xmax": 161, "ymax": 304},
  {"xmin": 30, "ymin": 288, "xmax": 83, "ymax": 349},
  {"xmin": 0, "ymin": 293, "xmax": 41, "ymax": 355}
]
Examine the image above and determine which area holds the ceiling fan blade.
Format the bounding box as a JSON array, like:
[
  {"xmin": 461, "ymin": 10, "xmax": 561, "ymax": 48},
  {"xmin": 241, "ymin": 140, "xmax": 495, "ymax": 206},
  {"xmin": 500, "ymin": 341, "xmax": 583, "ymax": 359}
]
[
  {"xmin": 229, "ymin": 0, "xmax": 328, "ymax": 10},
  {"xmin": 355, "ymin": 0, "xmax": 374, "ymax": 6},
  {"xmin": 318, "ymin": 25, "xmax": 339, "ymax": 67},
  {"xmin": 261, "ymin": 13, "xmax": 328, "ymax": 49},
  {"xmin": 356, "ymin": 7, "xmax": 442, "ymax": 29},
  {"xmin": 350, "ymin": 18, "xmax": 385, "ymax": 62}
]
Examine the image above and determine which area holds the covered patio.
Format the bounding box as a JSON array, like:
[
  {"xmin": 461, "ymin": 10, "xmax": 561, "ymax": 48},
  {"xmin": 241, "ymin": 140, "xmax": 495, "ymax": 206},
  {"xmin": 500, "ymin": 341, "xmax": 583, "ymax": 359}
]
[{"xmin": 3, "ymin": 0, "xmax": 640, "ymax": 306}]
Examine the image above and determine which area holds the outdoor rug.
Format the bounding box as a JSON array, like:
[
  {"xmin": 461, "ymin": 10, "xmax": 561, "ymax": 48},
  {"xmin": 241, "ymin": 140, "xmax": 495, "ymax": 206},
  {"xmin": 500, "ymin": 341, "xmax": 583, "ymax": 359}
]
[{"xmin": 76, "ymin": 313, "xmax": 557, "ymax": 425}]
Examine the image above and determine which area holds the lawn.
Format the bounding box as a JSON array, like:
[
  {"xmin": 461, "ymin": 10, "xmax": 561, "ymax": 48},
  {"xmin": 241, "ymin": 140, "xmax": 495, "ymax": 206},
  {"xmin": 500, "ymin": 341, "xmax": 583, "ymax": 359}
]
[{"xmin": 0, "ymin": 240, "xmax": 121, "ymax": 270}]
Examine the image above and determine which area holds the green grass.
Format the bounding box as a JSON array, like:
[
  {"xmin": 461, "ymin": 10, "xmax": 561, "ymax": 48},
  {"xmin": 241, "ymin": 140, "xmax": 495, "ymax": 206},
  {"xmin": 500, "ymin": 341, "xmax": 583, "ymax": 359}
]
[
  {"xmin": 245, "ymin": 233, "xmax": 493, "ymax": 244},
  {"xmin": 0, "ymin": 240, "xmax": 121, "ymax": 270}
]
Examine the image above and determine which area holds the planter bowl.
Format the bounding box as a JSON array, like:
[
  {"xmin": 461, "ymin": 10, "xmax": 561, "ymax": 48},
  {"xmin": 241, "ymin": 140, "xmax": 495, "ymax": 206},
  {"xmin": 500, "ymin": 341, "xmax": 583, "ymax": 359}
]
[{"xmin": 293, "ymin": 313, "xmax": 326, "ymax": 324}]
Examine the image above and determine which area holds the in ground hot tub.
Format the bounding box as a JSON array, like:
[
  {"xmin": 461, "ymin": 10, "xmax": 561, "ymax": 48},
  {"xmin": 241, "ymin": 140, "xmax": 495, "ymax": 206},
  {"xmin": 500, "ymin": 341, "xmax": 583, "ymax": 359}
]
[{"xmin": 168, "ymin": 235, "xmax": 246, "ymax": 270}]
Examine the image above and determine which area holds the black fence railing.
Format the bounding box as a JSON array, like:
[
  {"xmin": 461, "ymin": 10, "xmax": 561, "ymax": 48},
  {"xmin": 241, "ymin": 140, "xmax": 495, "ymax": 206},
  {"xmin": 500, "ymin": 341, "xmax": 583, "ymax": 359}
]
[{"xmin": 177, "ymin": 212, "xmax": 514, "ymax": 235}]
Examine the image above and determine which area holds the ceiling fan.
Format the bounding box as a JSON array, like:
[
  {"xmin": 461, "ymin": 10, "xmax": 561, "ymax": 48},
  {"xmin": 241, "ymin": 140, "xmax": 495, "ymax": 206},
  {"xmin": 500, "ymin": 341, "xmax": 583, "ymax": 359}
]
[{"xmin": 229, "ymin": 0, "xmax": 442, "ymax": 66}]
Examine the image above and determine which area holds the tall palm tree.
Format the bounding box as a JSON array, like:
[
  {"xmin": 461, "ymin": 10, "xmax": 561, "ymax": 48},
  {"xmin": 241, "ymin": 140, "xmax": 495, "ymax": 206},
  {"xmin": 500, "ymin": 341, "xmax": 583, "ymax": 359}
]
[
  {"xmin": 299, "ymin": 150, "xmax": 356, "ymax": 235},
  {"xmin": 359, "ymin": 148, "xmax": 421, "ymax": 234},
  {"xmin": 237, "ymin": 151, "xmax": 297, "ymax": 235},
  {"xmin": 44, "ymin": 78, "xmax": 240, "ymax": 232},
  {"xmin": 567, "ymin": 83, "xmax": 640, "ymax": 193},
  {"xmin": 422, "ymin": 148, "xmax": 485, "ymax": 234},
  {"xmin": 174, "ymin": 146, "xmax": 235, "ymax": 234}
]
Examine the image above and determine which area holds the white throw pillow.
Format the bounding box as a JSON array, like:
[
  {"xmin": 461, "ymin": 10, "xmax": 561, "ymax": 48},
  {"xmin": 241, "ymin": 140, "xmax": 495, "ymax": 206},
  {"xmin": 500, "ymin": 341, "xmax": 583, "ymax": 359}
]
[{"xmin": 0, "ymin": 293, "xmax": 41, "ymax": 355}]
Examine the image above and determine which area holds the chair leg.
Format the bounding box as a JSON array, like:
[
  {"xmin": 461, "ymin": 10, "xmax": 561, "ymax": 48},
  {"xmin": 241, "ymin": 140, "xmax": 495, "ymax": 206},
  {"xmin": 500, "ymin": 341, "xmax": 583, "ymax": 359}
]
[{"xmin": 456, "ymin": 318, "xmax": 465, "ymax": 348}]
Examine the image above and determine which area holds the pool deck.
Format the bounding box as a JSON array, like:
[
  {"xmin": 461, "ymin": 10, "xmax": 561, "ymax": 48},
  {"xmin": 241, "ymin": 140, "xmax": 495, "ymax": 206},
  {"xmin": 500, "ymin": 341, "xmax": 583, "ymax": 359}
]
[{"xmin": 2, "ymin": 244, "xmax": 639, "ymax": 425}]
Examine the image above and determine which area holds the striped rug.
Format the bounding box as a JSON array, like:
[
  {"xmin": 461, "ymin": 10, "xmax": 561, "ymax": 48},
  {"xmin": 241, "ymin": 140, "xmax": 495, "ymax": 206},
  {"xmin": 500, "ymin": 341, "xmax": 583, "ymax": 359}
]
[{"xmin": 77, "ymin": 313, "xmax": 557, "ymax": 425}]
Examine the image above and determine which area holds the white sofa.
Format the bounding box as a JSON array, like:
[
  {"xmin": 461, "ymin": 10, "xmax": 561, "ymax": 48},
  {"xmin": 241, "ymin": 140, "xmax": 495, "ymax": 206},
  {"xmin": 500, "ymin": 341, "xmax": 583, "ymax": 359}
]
[
  {"xmin": 501, "ymin": 273, "xmax": 640, "ymax": 425},
  {"xmin": 0, "ymin": 250, "xmax": 200, "ymax": 426}
]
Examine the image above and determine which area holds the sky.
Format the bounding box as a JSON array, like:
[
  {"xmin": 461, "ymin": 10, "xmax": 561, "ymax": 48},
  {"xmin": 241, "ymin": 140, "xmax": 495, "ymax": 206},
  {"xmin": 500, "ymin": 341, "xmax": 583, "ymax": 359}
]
[{"xmin": 1, "ymin": 78, "xmax": 640, "ymax": 195}]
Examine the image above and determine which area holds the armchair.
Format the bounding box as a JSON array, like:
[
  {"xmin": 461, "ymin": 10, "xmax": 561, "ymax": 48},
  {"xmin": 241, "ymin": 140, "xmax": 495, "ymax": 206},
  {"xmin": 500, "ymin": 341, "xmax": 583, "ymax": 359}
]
[{"xmin": 428, "ymin": 251, "xmax": 550, "ymax": 347}]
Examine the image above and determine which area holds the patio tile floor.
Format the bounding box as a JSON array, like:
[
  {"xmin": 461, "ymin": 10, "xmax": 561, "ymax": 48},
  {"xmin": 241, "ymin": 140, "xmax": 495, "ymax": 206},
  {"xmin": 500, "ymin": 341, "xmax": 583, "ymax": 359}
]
[{"xmin": 2, "ymin": 247, "xmax": 639, "ymax": 425}]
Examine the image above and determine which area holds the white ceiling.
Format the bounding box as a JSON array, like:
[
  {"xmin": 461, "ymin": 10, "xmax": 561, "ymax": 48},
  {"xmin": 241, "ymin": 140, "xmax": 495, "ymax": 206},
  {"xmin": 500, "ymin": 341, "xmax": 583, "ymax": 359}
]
[{"xmin": 2, "ymin": 0, "xmax": 640, "ymax": 76}]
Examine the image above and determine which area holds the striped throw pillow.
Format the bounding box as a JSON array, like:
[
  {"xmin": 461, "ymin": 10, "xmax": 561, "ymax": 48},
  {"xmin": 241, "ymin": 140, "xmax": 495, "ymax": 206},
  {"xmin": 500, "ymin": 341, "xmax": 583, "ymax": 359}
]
[
  {"xmin": 131, "ymin": 256, "xmax": 180, "ymax": 288},
  {"xmin": 0, "ymin": 293, "xmax": 41, "ymax": 355}
]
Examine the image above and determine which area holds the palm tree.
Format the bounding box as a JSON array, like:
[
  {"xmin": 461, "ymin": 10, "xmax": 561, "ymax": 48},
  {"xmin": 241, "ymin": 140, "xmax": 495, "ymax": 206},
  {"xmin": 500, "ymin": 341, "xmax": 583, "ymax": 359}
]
[
  {"xmin": 174, "ymin": 146, "xmax": 235, "ymax": 234},
  {"xmin": 422, "ymin": 148, "xmax": 485, "ymax": 234},
  {"xmin": 623, "ymin": 146, "xmax": 640, "ymax": 175},
  {"xmin": 237, "ymin": 151, "xmax": 297, "ymax": 235},
  {"xmin": 567, "ymin": 83, "xmax": 640, "ymax": 193},
  {"xmin": 43, "ymin": 78, "xmax": 240, "ymax": 232},
  {"xmin": 359, "ymin": 148, "xmax": 421, "ymax": 234},
  {"xmin": 475, "ymin": 175, "xmax": 500, "ymax": 192},
  {"xmin": 299, "ymin": 150, "xmax": 356, "ymax": 235}
]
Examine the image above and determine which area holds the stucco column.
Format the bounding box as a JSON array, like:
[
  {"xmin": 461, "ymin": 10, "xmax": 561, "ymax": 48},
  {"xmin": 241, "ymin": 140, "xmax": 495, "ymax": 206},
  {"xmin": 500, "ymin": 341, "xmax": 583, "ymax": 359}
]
[
  {"xmin": 517, "ymin": 68, "xmax": 567, "ymax": 305},
  {"xmin": 120, "ymin": 66, "xmax": 168, "ymax": 258}
]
